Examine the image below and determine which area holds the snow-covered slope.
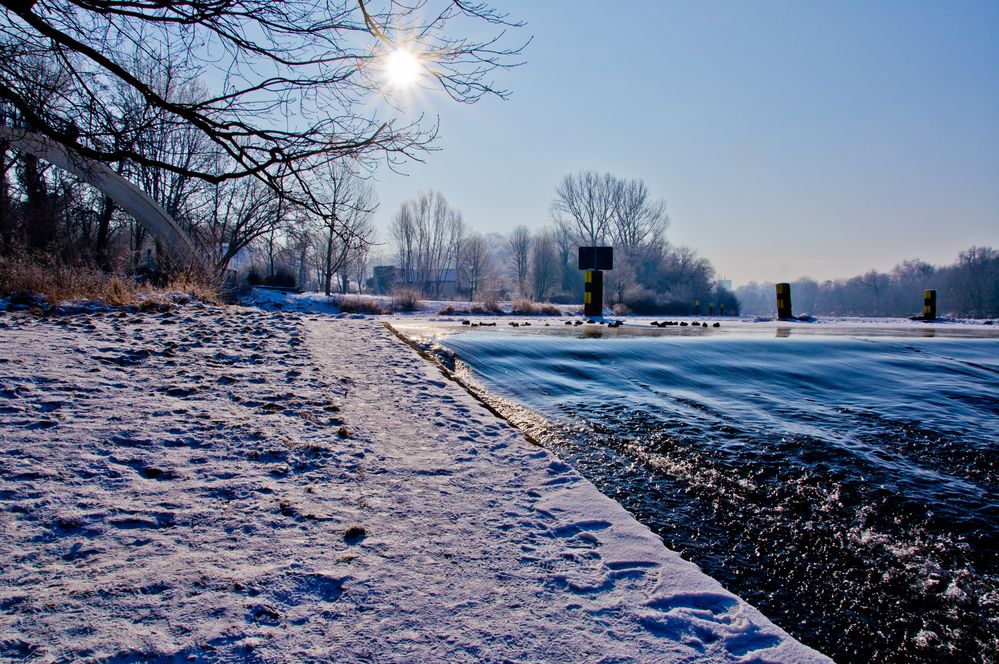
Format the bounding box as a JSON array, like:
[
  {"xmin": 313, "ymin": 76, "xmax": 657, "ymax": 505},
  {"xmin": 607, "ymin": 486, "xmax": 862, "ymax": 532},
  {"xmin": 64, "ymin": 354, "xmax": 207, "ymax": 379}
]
[{"xmin": 0, "ymin": 305, "xmax": 828, "ymax": 662}]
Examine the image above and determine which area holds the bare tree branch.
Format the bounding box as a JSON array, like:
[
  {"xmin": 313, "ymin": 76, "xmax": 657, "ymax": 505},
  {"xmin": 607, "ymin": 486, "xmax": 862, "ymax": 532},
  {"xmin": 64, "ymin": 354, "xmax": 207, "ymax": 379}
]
[{"xmin": 0, "ymin": 0, "xmax": 526, "ymax": 214}]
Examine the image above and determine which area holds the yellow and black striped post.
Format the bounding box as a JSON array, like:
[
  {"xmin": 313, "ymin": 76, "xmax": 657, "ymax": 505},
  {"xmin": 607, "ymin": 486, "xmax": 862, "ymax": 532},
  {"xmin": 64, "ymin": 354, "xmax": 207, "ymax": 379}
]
[
  {"xmin": 776, "ymin": 282, "xmax": 793, "ymax": 320},
  {"xmin": 720, "ymin": 303, "xmax": 725, "ymax": 316},
  {"xmin": 583, "ymin": 269, "xmax": 603, "ymax": 318},
  {"xmin": 923, "ymin": 289, "xmax": 937, "ymax": 320}
]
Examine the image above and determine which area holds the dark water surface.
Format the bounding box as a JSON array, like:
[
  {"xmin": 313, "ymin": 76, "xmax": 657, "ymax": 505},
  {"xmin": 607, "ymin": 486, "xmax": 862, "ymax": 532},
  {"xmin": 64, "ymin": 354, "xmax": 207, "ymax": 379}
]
[{"xmin": 439, "ymin": 329, "xmax": 999, "ymax": 662}]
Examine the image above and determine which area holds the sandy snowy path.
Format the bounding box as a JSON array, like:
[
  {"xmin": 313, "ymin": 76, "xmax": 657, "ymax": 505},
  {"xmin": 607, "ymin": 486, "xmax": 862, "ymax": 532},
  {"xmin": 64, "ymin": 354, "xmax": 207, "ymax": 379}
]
[{"xmin": 0, "ymin": 306, "xmax": 828, "ymax": 662}]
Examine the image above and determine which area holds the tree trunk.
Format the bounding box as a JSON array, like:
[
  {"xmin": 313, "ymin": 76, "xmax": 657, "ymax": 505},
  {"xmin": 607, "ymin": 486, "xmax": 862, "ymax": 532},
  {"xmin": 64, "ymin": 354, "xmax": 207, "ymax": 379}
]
[
  {"xmin": 0, "ymin": 146, "xmax": 11, "ymax": 253},
  {"xmin": 95, "ymin": 195, "xmax": 115, "ymax": 270},
  {"xmin": 323, "ymin": 226, "xmax": 334, "ymax": 296},
  {"xmin": 296, "ymin": 241, "xmax": 308, "ymax": 291},
  {"xmin": 22, "ymin": 153, "xmax": 54, "ymax": 251}
]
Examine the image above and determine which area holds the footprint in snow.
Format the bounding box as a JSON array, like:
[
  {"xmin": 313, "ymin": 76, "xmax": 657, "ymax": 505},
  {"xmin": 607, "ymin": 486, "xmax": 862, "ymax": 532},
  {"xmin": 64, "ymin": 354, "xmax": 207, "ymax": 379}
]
[{"xmin": 640, "ymin": 592, "xmax": 783, "ymax": 656}]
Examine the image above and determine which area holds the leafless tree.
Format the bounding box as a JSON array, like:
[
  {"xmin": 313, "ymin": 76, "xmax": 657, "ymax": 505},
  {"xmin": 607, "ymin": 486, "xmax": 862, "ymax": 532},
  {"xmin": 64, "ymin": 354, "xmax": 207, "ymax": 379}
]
[
  {"xmin": 391, "ymin": 202, "xmax": 417, "ymax": 287},
  {"xmin": 551, "ymin": 171, "xmax": 617, "ymax": 248},
  {"xmin": 0, "ymin": 137, "xmax": 13, "ymax": 250},
  {"xmin": 347, "ymin": 232, "xmax": 373, "ymax": 294},
  {"xmin": 952, "ymin": 246, "xmax": 999, "ymax": 317},
  {"xmin": 314, "ymin": 162, "xmax": 377, "ymax": 295},
  {"xmin": 551, "ymin": 217, "xmax": 576, "ymax": 293},
  {"xmin": 606, "ymin": 260, "xmax": 639, "ymax": 306},
  {"xmin": 0, "ymin": 1, "xmax": 526, "ymax": 214},
  {"xmin": 603, "ymin": 177, "xmax": 668, "ymax": 303},
  {"xmin": 125, "ymin": 61, "xmax": 219, "ymax": 270},
  {"xmin": 122, "ymin": 61, "xmax": 216, "ymax": 220},
  {"xmin": 390, "ymin": 190, "xmax": 464, "ymax": 297},
  {"xmin": 507, "ymin": 225, "xmax": 531, "ymax": 297},
  {"xmin": 552, "ymin": 171, "xmax": 679, "ymax": 307},
  {"xmin": 610, "ymin": 177, "xmax": 668, "ymax": 257},
  {"xmin": 659, "ymin": 244, "xmax": 715, "ymax": 304},
  {"xmin": 338, "ymin": 213, "xmax": 375, "ymax": 294},
  {"xmin": 529, "ymin": 230, "xmax": 558, "ymax": 301},
  {"xmin": 460, "ymin": 232, "xmax": 492, "ymax": 301},
  {"xmin": 203, "ymin": 177, "xmax": 283, "ymax": 276}
]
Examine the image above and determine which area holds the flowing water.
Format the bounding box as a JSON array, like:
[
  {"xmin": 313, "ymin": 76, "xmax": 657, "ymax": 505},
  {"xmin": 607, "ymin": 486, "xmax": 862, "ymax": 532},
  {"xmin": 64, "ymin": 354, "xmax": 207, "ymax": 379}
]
[{"xmin": 431, "ymin": 325, "xmax": 998, "ymax": 662}]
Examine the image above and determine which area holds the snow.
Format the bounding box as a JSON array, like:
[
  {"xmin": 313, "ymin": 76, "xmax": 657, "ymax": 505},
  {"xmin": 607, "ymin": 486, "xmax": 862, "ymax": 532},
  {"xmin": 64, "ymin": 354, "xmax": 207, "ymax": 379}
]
[
  {"xmin": 0, "ymin": 298, "xmax": 829, "ymax": 661},
  {"xmin": 244, "ymin": 287, "xmax": 583, "ymax": 318}
]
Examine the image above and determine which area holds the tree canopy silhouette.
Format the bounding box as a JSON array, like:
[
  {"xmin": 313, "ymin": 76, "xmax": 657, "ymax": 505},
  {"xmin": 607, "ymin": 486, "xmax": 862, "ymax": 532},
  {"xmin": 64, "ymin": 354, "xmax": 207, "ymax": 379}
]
[{"xmin": 0, "ymin": 0, "xmax": 525, "ymax": 213}]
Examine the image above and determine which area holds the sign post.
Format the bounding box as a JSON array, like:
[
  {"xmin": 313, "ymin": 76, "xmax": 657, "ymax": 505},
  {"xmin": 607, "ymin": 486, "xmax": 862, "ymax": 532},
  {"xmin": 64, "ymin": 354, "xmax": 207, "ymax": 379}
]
[{"xmin": 578, "ymin": 247, "xmax": 613, "ymax": 318}]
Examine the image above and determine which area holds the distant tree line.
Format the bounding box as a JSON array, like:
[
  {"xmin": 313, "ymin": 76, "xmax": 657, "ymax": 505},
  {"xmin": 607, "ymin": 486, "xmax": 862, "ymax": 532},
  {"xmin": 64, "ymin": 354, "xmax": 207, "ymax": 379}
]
[
  {"xmin": 384, "ymin": 172, "xmax": 738, "ymax": 314},
  {"xmin": 736, "ymin": 247, "xmax": 999, "ymax": 318}
]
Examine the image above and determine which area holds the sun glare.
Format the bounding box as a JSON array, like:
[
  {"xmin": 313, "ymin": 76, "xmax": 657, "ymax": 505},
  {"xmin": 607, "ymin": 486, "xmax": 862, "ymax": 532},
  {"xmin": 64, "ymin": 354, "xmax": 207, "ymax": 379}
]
[{"xmin": 385, "ymin": 48, "xmax": 422, "ymax": 89}]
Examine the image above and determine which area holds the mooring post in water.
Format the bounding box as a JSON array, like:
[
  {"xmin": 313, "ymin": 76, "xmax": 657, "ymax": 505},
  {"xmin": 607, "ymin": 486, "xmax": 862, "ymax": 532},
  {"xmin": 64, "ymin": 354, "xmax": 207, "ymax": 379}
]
[
  {"xmin": 579, "ymin": 246, "xmax": 613, "ymax": 318},
  {"xmin": 923, "ymin": 289, "xmax": 937, "ymax": 320},
  {"xmin": 583, "ymin": 269, "xmax": 604, "ymax": 317},
  {"xmin": 776, "ymin": 282, "xmax": 793, "ymax": 320},
  {"xmin": 708, "ymin": 302, "xmax": 714, "ymax": 316}
]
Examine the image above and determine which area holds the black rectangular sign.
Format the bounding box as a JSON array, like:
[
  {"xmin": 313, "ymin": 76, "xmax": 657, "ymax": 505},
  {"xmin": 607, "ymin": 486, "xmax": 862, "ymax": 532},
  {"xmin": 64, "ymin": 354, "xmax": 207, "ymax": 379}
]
[{"xmin": 578, "ymin": 246, "xmax": 613, "ymax": 271}]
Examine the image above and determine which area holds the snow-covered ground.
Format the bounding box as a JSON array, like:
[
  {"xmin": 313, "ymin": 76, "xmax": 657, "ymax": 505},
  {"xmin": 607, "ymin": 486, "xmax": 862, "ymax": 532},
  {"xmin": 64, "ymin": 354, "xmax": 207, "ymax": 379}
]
[{"xmin": 0, "ymin": 296, "xmax": 831, "ymax": 662}]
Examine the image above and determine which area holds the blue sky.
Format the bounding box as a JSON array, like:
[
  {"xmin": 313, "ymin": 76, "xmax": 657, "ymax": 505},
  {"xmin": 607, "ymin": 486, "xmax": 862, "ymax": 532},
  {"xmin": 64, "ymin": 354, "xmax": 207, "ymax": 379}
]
[{"xmin": 372, "ymin": 1, "xmax": 999, "ymax": 285}]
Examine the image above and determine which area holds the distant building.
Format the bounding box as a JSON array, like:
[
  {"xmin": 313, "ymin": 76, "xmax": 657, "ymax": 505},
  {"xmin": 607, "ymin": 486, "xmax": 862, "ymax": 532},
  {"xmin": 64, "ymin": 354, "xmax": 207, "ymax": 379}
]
[
  {"xmin": 717, "ymin": 279, "xmax": 733, "ymax": 292},
  {"xmin": 372, "ymin": 266, "xmax": 399, "ymax": 294},
  {"xmin": 428, "ymin": 268, "xmax": 460, "ymax": 299}
]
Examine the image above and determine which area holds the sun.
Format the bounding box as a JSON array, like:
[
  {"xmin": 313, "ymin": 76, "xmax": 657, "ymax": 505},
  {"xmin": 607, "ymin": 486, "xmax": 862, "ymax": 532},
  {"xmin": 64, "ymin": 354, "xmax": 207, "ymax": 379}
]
[{"xmin": 385, "ymin": 48, "xmax": 422, "ymax": 89}]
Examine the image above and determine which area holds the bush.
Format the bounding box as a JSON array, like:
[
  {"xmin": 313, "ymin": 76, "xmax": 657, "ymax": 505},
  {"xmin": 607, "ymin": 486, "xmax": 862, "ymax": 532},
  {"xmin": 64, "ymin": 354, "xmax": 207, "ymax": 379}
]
[
  {"xmin": 391, "ymin": 286, "xmax": 423, "ymax": 312},
  {"xmin": 612, "ymin": 302, "xmax": 631, "ymax": 316},
  {"xmin": 165, "ymin": 271, "xmax": 222, "ymax": 304},
  {"xmin": 509, "ymin": 297, "xmax": 533, "ymax": 314},
  {"xmin": 536, "ymin": 302, "xmax": 561, "ymax": 315},
  {"xmin": 511, "ymin": 297, "xmax": 561, "ymax": 316},
  {"xmin": 337, "ymin": 295, "xmax": 387, "ymax": 315},
  {"xmin": 480, "ymin": 290, "xmax": 502, "ymax": 313}
]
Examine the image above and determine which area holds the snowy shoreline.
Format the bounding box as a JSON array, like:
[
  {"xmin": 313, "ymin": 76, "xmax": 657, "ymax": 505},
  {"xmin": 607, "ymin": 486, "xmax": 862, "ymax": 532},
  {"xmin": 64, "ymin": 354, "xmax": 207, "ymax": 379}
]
[{"xmin": 0, "ymin": 301, "xmax": 830, "ymax": 661}]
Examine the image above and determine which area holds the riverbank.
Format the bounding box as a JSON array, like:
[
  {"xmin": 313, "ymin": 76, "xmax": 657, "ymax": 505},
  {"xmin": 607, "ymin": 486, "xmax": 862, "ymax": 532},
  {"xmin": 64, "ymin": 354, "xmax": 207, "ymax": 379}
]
[{"xmin": 0, "ymin": 302, "xmax": 827, "ymax": 662}]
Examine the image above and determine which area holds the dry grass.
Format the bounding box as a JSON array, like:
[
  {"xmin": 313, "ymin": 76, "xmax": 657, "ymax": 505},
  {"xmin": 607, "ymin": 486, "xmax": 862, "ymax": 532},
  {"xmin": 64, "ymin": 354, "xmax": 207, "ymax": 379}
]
[
  {"xmin": 390, "ymin": 286, "xmax": 423, "ymax": 312},
  {"xmin": 437, "ymin": 298, "xmax": 505, "ymax": 316},
  {"xmin": 480, "ymin": 290, "xmax": 502, "ymax": 312},
  {"xmin": 337, "ymin": 295, "xmax": 388, "ymax": 315},
  {"xmin": 163, "ymin": 271, "xmax": 222, "ymax": 304},
  {"xmin": 510, "ymin": 297, "xmax": 561, "ymax": 316},
  {"xmin": 612, "ymin": 303, "xmax": 632, "ymax": 316},
  {"xmin": 0, "ymin": 254, "xmax": 221, "ymax": 308}
]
